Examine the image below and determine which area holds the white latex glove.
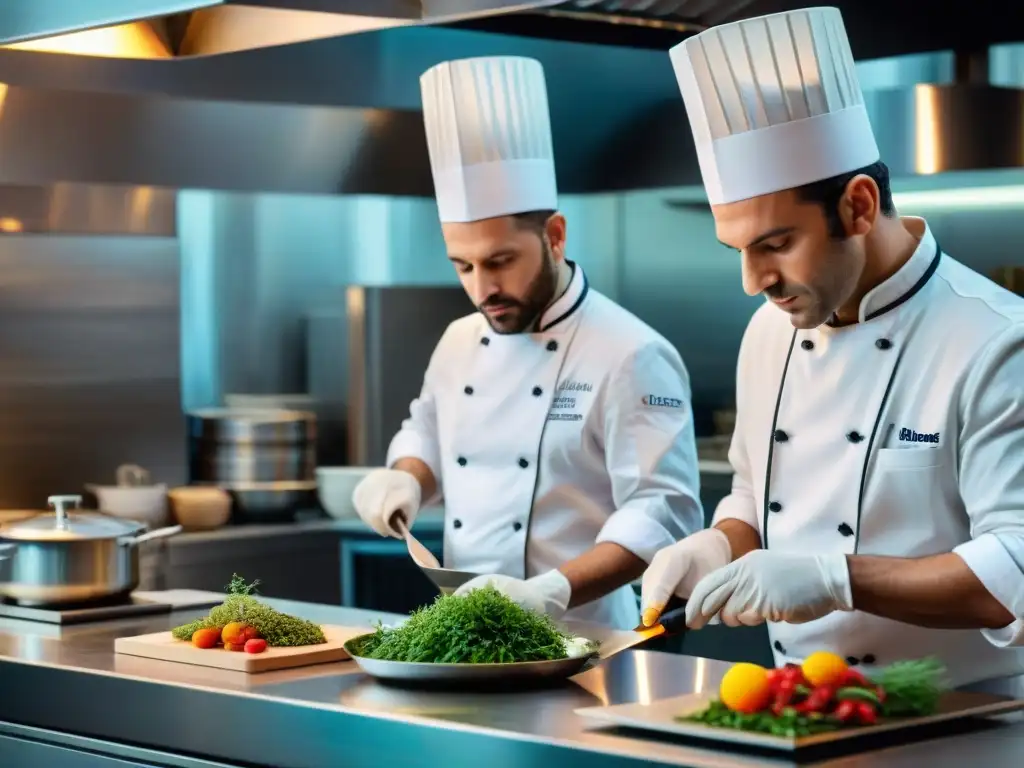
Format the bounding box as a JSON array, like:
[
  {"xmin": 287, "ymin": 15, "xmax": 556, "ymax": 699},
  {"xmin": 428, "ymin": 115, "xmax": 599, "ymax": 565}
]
[
  {"xmin": 351, "ymin": 468, "xmax": 422, "ymax": 539},
  {"xmin": 685, "ymin": 550, "xmax": 854, "ymax": 629},
  {"xmin": 640, "ymin": 528, "xmax": 732, "ymax": 626},
  {"xmin": 454, "ymin": 570, "xmax": 572, "ymax": 619}
]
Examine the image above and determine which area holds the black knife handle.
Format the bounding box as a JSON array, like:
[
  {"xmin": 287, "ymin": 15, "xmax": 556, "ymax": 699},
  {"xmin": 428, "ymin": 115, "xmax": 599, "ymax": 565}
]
[{"xmin": 658, "ymin": 603, "xmax": 690, "ymax": 635}]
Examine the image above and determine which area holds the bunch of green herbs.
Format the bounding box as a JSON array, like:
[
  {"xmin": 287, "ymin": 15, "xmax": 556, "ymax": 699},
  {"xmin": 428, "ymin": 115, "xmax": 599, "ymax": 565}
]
[
  {"xmin": 681, "ymin": 699, "xmax": 839, "ymax": 738},
  {"xmin": 353, "ymin": 586, "xmax": 575, "ymax": 664},
  {"xmin": 874, "ymin": 657, "xmax": 947, "ymax": 717},
  {"xmin": 171, "ymin": 574, "xmax": 326, "ymax": 647}
]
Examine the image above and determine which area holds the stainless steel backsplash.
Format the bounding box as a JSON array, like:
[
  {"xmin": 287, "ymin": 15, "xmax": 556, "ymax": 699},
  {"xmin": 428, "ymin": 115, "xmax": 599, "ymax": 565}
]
[{"xmin": 2, "ymin": 177, "xmax": 1022, "ymax": 506}]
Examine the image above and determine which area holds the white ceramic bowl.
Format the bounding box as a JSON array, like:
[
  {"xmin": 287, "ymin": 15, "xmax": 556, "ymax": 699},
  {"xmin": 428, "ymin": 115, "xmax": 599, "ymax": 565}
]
[
  {"xmin": 316, "ymin": 466, "xmax": 377, "ymax": 519},
  {"xmin": 86, "ymin": 484, "xmax": 169, "ymax": 530}
]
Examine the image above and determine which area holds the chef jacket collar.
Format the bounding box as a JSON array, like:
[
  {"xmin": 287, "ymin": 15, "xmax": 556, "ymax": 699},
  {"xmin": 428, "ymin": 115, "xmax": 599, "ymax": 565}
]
[
  {"xmin": 537, "ymin": 260, "xmax": 589, "ymax": 333},
  {"xmin": 825, "ymin": 217, "xmax": 939, "ymax": 327}
]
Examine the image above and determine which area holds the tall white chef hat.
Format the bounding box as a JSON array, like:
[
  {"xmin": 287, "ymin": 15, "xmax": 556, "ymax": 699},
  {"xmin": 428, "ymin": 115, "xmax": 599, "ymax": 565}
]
[
  {"xmin": 669, "ymin": 6, "xmax": 879, "ymax": 205},
  {"xmin": 420, "ymin": 56, "xmax": 557, "ymax": 223}
]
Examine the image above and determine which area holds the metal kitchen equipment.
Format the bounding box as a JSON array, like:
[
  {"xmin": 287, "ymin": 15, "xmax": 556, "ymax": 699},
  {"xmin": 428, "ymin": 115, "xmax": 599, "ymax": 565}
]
[
  {"xmin": 187, "ymin": 407, "xmax": 317, "ymax": 484},
  {"xmin": 0, "ymin": 593, "xmax": 219, "ymax": 625},
  {"xmin": 594, "ymin": 605, "xmax": 689, "ymax": 660},
  {"xmin": 392, "ymin": 516, "xmax": 478, "ymax": 596},
  {"xmin": 343, "ymin": 633, "xmax": 597, "ymax": 685},
  {"xmin": 0, "ymin": 495, "xmax": 181, "ymax": 606},
  {"xmin": 187, "ymin": 408, "xmax": 318, "ymax": 522}
]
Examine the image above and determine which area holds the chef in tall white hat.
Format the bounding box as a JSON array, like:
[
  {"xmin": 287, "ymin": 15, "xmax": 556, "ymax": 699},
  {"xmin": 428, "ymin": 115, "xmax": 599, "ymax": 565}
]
[
  {"xmin": 351, "ymin": 56, "xmax": 704, "ymax": 630},
  {"xmin": 640, "ymin": 7, "xmax": 1024, "ymax": 685}
]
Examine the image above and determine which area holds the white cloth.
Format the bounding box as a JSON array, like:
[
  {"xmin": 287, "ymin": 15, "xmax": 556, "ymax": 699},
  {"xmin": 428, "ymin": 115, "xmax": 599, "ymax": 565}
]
[
  {"xmin": 387, "ymin": 263, "xmax": 703, "ymax": 630},
  {"xmin": 639, "ymin": 527, "xmax": 732, "ymax": 620},
  {"xmin": 713, "ymin": 216, "xmax": 1024, "ymax": 686},
  {"xmin": 351, "ymin": 468, "xmax": 422, "ymax": 538},
  {"xmin": 455, "ymin": 570, "xmax": 572, "ymax": 619},
  {"xmin": 420, "ymin": 56, "xmax": 557, "ymax": 222},
  {"xmin": 685, "ymin": 551, "xmax": 853, "ymax": 628},
  {"xmin": 669, "ymin": 7, "xmax": 879, "ymax": 205}
]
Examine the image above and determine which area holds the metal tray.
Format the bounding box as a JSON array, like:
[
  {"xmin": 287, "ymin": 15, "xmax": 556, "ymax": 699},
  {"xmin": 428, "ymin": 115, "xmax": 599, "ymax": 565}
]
[
  {"xmin": 575, "ymin": 691, "xmax": 1024, "ymax": 753},
  {"xmin": 343, "ymin": 633, "xmax": 597, "ymax": 685}
]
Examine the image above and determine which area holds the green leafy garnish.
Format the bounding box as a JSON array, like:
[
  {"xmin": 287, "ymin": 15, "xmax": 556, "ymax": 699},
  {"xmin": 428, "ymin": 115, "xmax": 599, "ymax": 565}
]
[
  {"xmin": 351, "ymin": 586, "xmax": 580, "ymax": 664},
  {"xmin": 679, "ymin": 700, "xmax": 839, "ymax": 738},
  {"xmin": 170, "ymin": 573, "xmax": 326, "ymax": 647},
  {"xmin": 875, "ymin": 657, "xmax": 947, "ymax": 717}
]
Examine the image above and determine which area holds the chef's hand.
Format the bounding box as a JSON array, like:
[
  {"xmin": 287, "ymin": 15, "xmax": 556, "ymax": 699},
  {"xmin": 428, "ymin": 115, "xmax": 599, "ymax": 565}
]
[
  {"xmin": 351, "ymin": 468, "xmax": 422, "ymax": 539},
  {"xmin": 685, "ymin": 550, "xmax": 854, "ymax": 629},
  {"xmin": 454, "ymin": 571, "xmax": 572, "ymax": 619},
  {"xmin": 640, "ymin": 528, "xmax": 732, "ymax": 626}
]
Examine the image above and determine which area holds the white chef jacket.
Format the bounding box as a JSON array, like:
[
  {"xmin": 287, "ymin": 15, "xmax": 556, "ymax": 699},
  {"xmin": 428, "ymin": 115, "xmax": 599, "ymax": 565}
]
[
  {"xmin": 714, "ymin": 216, "xmax": 1024, "ymax": 686},
  {"xmin": 388, "ymin": 262, "xmax": 704, "ymax": 629}
]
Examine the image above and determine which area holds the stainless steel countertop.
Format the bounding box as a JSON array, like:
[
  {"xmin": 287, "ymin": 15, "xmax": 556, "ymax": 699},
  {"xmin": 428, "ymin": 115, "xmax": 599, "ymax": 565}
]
[{"xmin": 0, "ymin": 591, "xmax": 1021, "ymax": 768}]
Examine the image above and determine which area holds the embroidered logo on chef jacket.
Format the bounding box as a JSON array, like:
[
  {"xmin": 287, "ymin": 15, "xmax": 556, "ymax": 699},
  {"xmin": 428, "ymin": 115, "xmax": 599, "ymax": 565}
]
[
  {"xmin": 898, "ymin": 428, "xmax": 940, "ymax": 444},
  {"xmin": 547, "ymin": 379, "xmax": 591, "ymax": 422},
  {"xmin": 641, "ymin": 395, "xmax": 683, "ymax": 408}
]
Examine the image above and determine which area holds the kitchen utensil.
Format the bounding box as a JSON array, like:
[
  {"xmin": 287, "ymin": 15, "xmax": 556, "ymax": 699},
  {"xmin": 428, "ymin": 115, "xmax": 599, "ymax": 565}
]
[
  {"xmin": 167, "ymin": 486, "xmax": 232, "ymax": 530},
  {"xmin": 391, "ymin": 515, "xmax": 478, "ymax": 595},
  {"xmin": 86, "ymin": 463, "xmax": 169, "ymax": 529},
  {"xmin": 187, "ymin": 407, "xmax": 317, "ymax": 485},
  {"xmin": 204, "ymin": 480, "xmax": 317, "ymax": 523},
  {"xmin": 595, "ymin": 604, "xmax": 689, "ymax": 660},
  {"xmin": 575, "ymin": 690, "xmax": 1024, "ymax": 753},
  {"xmin": 393, "ymin": 516, "xmax": 441, "ymax": 569},
  {"xmin": 115, "ymin": 625, "xmax": 359, "ymax": 673},
  {"xmin": 343, "ymin": 633, "xmax": 597, "ymax": 685},
  {"xmin": 0, "ymin": 494, "xmax": 182, "ymax": 605},
  {"xmin": 315, "ymin": 466, "xmax": 376, "ymax": 520}
]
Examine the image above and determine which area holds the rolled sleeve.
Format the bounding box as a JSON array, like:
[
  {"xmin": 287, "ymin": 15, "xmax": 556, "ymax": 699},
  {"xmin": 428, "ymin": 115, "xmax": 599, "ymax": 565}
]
[
  {"xmin": 953, "ymin": 325, "xmax": 1024, "ymax": 646},
  {"xmin": 594, "ymin": 341, "xmax": 703, "ymax": 563}
]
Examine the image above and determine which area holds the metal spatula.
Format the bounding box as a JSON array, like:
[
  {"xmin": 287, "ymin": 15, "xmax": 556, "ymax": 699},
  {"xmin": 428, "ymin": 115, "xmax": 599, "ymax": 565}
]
[{"xmin": 596, "ymin": 604, "xmax": 690, "ymax": 660}]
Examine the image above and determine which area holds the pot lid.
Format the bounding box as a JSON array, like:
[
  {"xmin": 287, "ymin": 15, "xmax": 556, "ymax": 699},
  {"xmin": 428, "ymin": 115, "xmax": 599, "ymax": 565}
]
[{"xmin": 0, "ymin": 494, "xmax": 146, "ymax": 541}]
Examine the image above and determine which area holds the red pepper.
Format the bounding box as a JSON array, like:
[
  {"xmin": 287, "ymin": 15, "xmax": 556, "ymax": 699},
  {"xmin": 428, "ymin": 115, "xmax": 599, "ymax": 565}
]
[
  {"xmin": 782, "ymin": 664, "xmax": 807, "ymax": 687},
  {"xmin": 766, "ymin": 668, "xmax": 783, "ymax": 690},
  {"xmin": 835, "ymin": 699, "xmax": 859, "ymax": 723},
  {"xmin": 795, "ymin": 685, "xmax": 834, "ymax": 714},
  {"xmin": 855, "ymin": 701, "xmax": 878, "ymax": 725},
  {"xmin": 843, "ymin": 668, "xmax": 869, "ymax": 687},
  {"xmin": 771, "ymin": 679, "xmax": 797, "ymax": 715}
]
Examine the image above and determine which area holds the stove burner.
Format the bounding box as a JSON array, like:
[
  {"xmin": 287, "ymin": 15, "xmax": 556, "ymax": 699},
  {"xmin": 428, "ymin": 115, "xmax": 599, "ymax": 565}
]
[
  {"xmin": 1, "ymin": 591, "xmax": 137, "ymax": 611},
  {"xmin": 0, "ymin": 593, "xmax": 174, "ymax": 625}
]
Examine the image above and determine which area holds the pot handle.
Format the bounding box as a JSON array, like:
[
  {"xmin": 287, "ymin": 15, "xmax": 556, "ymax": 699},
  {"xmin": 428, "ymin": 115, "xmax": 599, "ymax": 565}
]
[
  {"xmin": 48, "ymin": 495, "xmax": 83, "ymax": 528},
  {"xmin": 122, "ymin": 525, "xmax": 183, "ymax": 547}
]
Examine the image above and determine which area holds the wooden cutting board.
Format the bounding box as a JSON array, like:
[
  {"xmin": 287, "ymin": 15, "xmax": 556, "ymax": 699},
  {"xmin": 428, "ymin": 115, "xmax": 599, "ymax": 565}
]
[{"xmin": 114, "ymin": 625, "xmax": 361, "ymax": 673}]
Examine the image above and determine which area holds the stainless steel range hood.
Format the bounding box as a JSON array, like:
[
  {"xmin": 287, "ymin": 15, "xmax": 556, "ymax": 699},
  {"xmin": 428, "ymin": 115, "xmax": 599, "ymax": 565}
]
[{"xmin": 0, "ymin": 0, "xmax": 744, "ymax": 57}]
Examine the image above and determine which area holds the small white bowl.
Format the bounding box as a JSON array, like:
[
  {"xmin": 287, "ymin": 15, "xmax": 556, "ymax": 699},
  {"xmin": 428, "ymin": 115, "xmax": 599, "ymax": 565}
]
[
  {"xmin": 316, "ymin": 466, "xmax": 377, "ymax": 519},
  {"xmin": 86, "ymin": 484, "xmax": 169, "ymax": 530}
]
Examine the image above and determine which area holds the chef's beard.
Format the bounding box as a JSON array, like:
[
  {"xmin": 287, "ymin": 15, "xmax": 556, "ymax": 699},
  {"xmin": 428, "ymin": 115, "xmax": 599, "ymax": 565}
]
[
  {"xmin": 478, "ymin": 241, "xmax": 559, "ymax": 335},
  {"xmin": 767, "ymin": 238, "xmax": 863, "ymax": 329}
]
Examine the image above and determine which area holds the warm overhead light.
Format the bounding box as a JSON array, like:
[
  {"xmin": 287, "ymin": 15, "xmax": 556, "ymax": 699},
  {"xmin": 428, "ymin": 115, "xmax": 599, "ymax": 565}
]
[
  {"xmin": 3, "ymin": 21, "xmax": 171, "ymax": 60},
  {"xmin": 892, "ymin": 185, "xmax": 1024, "ymax": 210},
  {"xmin": 0, "ymin": 217, "xmax": 24, "ymax": 232}
]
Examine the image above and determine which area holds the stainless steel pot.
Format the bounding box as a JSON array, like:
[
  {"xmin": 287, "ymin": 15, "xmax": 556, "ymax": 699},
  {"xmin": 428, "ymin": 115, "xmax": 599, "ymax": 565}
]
[{"xmin": 0, "ymin": 494, "xmax": 182, "ymax": 606}]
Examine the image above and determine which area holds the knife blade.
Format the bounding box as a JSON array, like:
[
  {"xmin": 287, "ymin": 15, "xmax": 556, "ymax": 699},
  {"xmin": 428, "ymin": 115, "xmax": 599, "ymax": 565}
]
[{"xmin": 596, "ymin": 604, "xmax": 690, "ymax": 660}]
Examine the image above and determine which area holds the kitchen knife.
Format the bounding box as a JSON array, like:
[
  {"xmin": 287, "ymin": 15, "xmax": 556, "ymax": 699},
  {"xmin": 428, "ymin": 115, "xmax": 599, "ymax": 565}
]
[{"xmin": 596, "ymin": 604, "xmax": 689, "ymax": 660}]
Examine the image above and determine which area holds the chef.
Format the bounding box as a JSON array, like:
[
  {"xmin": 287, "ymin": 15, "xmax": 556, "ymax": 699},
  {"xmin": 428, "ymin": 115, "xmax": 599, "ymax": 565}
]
[
  {"xmin": 640, "ymin": 6, "xmax": 1024, "ymax": 686},
  {"xmin": 351, "ymin": 55, "xmax": 704, "ymax": 630}
]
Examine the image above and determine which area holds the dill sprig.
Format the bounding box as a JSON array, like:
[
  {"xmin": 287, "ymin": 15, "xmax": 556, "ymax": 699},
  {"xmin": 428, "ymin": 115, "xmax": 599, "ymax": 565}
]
[
  {"xmin": 873, "ymin": 657, "xmax": 947, "ymax": 717},
  {"xmin": 353, "ymin": 586, "xmax": 573, "ymax": 664}
]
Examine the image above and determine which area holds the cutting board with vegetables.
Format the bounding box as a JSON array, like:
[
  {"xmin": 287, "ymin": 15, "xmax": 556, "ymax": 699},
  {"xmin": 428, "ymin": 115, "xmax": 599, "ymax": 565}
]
[
  {"xmin": 116, "ymin": 574, "xmax": 362, "ymax": 673},
  {"xmin": 575, "ymin": 653, "xmax": 1024, "ymax": 752},
  {"xmin": 115, "ymin": 624, "xmax": 358, "ymax": 673}
]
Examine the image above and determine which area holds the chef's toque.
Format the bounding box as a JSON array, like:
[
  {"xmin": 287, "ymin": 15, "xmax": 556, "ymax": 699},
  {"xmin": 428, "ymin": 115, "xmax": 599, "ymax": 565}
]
[
  {"xmin": 669, "ymin": 6, "xmax": 879, "ymax": 205},
  {"xmin": 420, "ymin": 56, "xmax": 558, "ymax": 223}
]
